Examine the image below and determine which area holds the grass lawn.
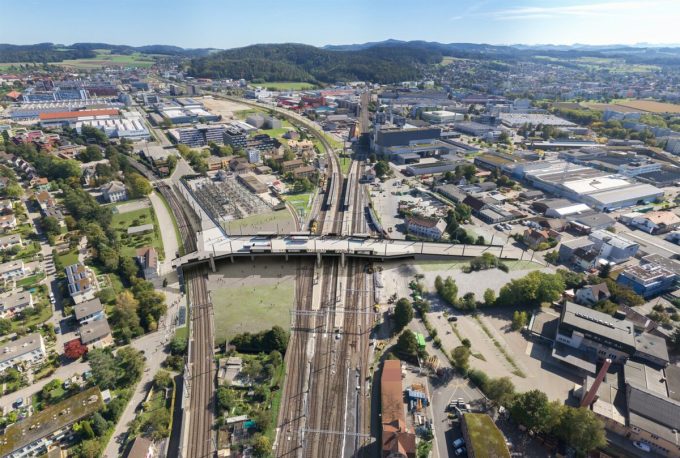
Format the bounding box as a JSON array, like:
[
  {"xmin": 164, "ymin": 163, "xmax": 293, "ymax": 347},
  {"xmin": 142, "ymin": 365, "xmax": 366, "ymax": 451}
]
[
  {"xmin": 174, "ymin": 326, "xmax": 188, "ymax": 341},
  {"xmin": 15, "ymin": 272, "xmax": 46, "ymax": 289},
  {"xmin": 111, "ymin": 207, "xmax": 164, "ymax": 259},
  {"xmin": 253, "ymin": 127, "xmax": 292, "ymax": 138},
  {"xmin": 57, "ymin": 250, "xmax": 79, "ymax": 267},
  {"xmin": 284, "ymin": 192, "xmax": 314, "ymax": 218},
  {"xmin": 262, "ymin": 81, "xmax": 318, "ymax": 91},
  {"xmin": 211, "ymin": 281, "xmax": 294, "ymax": 345},
  {"xmin": 222, "ymin": 210, "xmax": 295, "ymax": 235},
  {"xmin": 11, "ymin": 305, "xmax": 52, "ymax": 331},
  {"xmin": 339, "ymin": 156, "xmax": 352, "ymax": 175},
  {"xmin": 235, "ymin": 108, "xmax": 266, "ymax": 120},
  {"xmin": 462, "ymin": 412, "xmax": 510, "ymax": 458}
]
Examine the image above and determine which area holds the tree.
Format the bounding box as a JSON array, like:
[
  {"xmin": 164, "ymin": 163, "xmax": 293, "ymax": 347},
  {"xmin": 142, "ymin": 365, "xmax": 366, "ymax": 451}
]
[
  {"xmin": 170, "ymin": 334, "xmax": 188, "ymax": 355},
  {"xmin": 598, "ymin": 263, "xmax": 612, "ymax": 279},
  {"xmin": 511, "ymin": 311, "xmax": 528, "ymax": 331},
  {"xmin": 484, "ymin": 377, "xmax": 515, "ymax": 406},
  {"xmin": 374, "ymin": 160, "xmax": 390, "ymax": 179},
  {"xmin": 116, "ymin": 346, "xmax": 145, "ymax": 387},
  {"xmin": 64, "ymin": 339, "xmax": 88, "ymax": 359},
  {"xmin": 557, "ymin": 407, "xmax": 606, "ymax": 454},
  {"xmin": 252, "ymin": 434, "xmax": 272, "ymax": 457},
  {"xmin": 394, "ymin": 298, "xmax": 414, "ymax": 331},
  {"xmin": 42, "ymin": 216, "xmax": 61, "ymax": 238},
  {"xmin": 452, "ymin": 345, "xmax": 471, "ymax": 373},
  {"xmin": 126, "ymin": 173, "xmax": 152, "ymax": 198},
  {"xmin": 154, "ymin": 370, "xmax": 173, "ymax": 389},
  {"xmin": 483, "ymin": 288, "xmax": 496, "ymax": 306},
  {"xmin": 497, "ymin": 271, "xmax": 565, "ymax": 307},
  {"xmin": 435, "ymin": 275, "xmax": 458, "ymax": 307},
  {"xmin": 87, "ymin": 349, "xmax": 119, "ymax": 390},
  {"xmin": 110, "ymin": 291, "xmax": 143, "ymax": 342},
  {"xmin": 263, "ymin": 325, "xmax": 289, "ymax": 353},
  {"xmin": 79, "ymin": 145, "xmax": 104, "ymax": 163},
  {"xmin": 510, "ymin": 390, "xmax": 550, "ymax": 433},
  {"xmin": 0, "ymin": 318, "xmax": 12, "ymax": 336},
  {"xmin": 91, "ymin": 412, "xmax": 109, "ymax": 437},
  {"xmin": 217, "ymin": 385, "xmax": 235, "ymax": 413},
  {"xmin": 396, "ymin": 330, "xmax": 418, "ymax": 357},
  {"xmin": 132, "ymin": 279, "xmax": 167, "ymax": 331},
  {"xmin": 118, "ymin": 256, "xmax": 139, "ymax": 282}
]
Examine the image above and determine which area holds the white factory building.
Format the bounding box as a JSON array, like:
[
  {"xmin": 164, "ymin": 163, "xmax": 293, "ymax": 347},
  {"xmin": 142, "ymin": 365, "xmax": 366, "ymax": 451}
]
[{"xmin": 75, "ymin": 112, "xmax": 150, "ymax": 141}]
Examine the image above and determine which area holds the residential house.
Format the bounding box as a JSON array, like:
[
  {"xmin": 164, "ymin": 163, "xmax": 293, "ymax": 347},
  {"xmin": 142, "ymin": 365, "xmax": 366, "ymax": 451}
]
[
  {"xmin": 282, "ymin": 159, "xmax": 304, "ymax": 173},
  {"xmin": 101, "ymin": 181, "xmax": 128, "ymax": 203},
  {"xmin": 405, "ymin": 216, "xmax": 447, "ymax": 241},
  {"xmin": 523, "ymin": 228, "xmax": 560, "ymax": 249},
  {"xmin": 575, "ymin": 283, "xmax": 611, "ymax": 306},
  {"xmin": 35, "ymin": 191, "xmax": 55, "ymax": 211},
  {"xmin": 73, "ymin": 298, "xmax": 105, "ymax": 325},
  {"xmin": 0, "ymin": 260, "xmax": 26, "ymax": 280},
  {"xmin": 588, "ymin": 230, "xmax": 639, "ymax": 264},
  {"xmin": 0, "ymin": 387, "xmax": 102, "ymax": 458},
  {"xmin": 381, "ymin": 360, "xmax": 416, "ymax": 458},
  {"xmin": 292, "ymin": 165, "xmax": 318, "ymax": 180},
  {"xmin": 0, "ymin": 234, "xmax": 22, "ymax": 251},
  {"xmin": 65, "ymin": 263, "xmax": 97, "ymax": 304},
  {"xmin": 630, "ymin": 211, "xmax": 680, "ymax": 234},
  {"xmin": 79, "ymin": 318, "xmax": 113, "ymax": 349},
  {"xmin": 30, "ymin": 177, "xmax": 50, "ymax": 191},
  {"xmin": 0, "ymin": 198, "xmax": 13, "ymax": 213},
  {"xmin": 617, "ymin": 263, "xmax": 678, "ymax": 299},
  {"xmin": 0, "ymin": 213, "xmax": 17, "ymax": 231},
  {"xmin": 0, "ymin": 333, "xmax": 46, "ymax": 372},
  {"xmin": 136, "ymin": 246, "xmax": 159, "ymax": 280},
  {"xmin": 126, "ymin": 437, "xmax": 157, "ymax": 458},
  {"xmin": 0, "ymin": 290, "xmax": 33, "ymax": 318}
]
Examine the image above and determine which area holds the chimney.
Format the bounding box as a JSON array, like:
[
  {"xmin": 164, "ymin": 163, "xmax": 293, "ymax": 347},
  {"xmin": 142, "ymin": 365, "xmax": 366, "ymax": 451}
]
[{"xmin": 580, "ymin": 358, "xmax": 612, "ymax": 408}]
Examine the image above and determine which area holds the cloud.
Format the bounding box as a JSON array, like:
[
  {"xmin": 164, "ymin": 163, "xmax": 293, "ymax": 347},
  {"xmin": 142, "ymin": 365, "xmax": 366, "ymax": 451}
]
[{"xmin": 490, "ymin": 1, "xmax": 659, "ymax": 20}]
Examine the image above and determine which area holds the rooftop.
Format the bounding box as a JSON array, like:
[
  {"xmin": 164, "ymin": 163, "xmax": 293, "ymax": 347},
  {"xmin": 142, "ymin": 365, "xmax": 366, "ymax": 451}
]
[
  {"xmin": 0, "ymin": 387, "xmax": 102, "ymax": 456},
  {"xmin": 560, "ymin": 302, "xmax": 636, "ymax": 348},
  {"xmin": 0, "ymin": 333, "xmax": 43, "ymax": 364},
  {"xmin": 73, "ymin": 298, "xmax": 103, "ymax": 321},
  {"xmin": 462, "ymin": 413, "xmax": 511, "ymax": 458},
  {"xmin": 79, "ymin": 318, "xmax": 112, "ymax": 344}
]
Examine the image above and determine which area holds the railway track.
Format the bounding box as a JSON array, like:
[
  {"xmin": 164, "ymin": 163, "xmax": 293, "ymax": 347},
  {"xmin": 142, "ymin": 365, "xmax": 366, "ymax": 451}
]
[{"xmin": 185, "ymin": 267, "xmax": 215, "ymax": 458}]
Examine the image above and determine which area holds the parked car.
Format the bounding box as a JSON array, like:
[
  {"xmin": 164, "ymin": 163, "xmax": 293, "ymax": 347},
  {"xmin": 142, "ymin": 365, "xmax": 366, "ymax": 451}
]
[
  {"xmin": 454, "ymin": 446, "xmax": 466, "ymax": 456},
  {"xmin": 452, "ymin": 438, "xmax": 465, "ymax": 448},
  {"xmin": 633, "ymin": 441, "xmax": 651, "ymax": 453}
]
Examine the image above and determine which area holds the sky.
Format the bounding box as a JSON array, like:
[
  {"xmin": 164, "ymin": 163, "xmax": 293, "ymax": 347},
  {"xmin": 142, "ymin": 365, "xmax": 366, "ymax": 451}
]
[{"xmin": 1, "ymin": 0, "xmax": 680, "ymax": 49}]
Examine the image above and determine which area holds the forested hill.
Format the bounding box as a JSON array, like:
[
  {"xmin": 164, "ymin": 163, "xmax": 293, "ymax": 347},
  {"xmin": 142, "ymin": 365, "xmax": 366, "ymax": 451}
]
[
  {"xmin": 0, "ymin": 43, "xmax": 96, "ymax": 63},
  {"xmin": 187, "ymin": 43, "xmax": 443, "ymax": 83}
]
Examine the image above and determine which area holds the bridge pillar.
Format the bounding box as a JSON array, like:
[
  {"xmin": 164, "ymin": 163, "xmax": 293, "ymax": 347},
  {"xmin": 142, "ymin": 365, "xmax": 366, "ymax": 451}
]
[
  {"xmin": 230, "ymin": 255, "xmax": 234, "ymax": 263},
  {"xmin": 251, "ymin": 254, "xmax": 255, "ymax": 262},
  {"xmin": 208, "ymin": 254, "xmax": 216, "ymax": 273},
  {"xmin": 341, "ymin": 252, "xmax": 346, "ymax": 267},
  {"xmin": 316, "ymin": 252, "xmax": 322, "ymax": 267},
  {"xmin": 285, "ymin": 253, "xmax": 289, "ymax": 262}
]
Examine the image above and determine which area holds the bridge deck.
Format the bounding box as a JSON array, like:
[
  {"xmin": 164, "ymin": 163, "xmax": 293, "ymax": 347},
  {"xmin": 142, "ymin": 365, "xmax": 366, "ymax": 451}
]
[{"xmin": 173, "ymin": 234, "xmax": 534, "ymax": 268}]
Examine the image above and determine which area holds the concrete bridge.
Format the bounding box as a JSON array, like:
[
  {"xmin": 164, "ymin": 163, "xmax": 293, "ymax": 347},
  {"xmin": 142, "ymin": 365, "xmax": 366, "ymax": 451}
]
[{"xmin": 172, "ymin": 234, "xmax": 537, "ymax": 271}]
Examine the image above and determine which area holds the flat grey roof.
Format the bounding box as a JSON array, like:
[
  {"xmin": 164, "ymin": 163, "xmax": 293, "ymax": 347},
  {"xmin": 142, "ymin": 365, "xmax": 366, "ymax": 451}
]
[
  {"xmin": 568, "ymin": 212, "xmax": 615, "ymax": 228},
  {"xmin": 79, "ymin": 318, "xmax": 111, "ymax": 344},
  {"xmin": 74, "ymin": 298, "xmax": 103, "ymax": 320},
  {"xmin": 561, "ymin": 302, "xmax": 635, "ymax": 347},
  {"xmin": 634, "ymin": 333, "xmax": 670, "ymax": 364},
  {"xmin": 642, "ymin": 254, "xmax": 680, "ymax": 276}
]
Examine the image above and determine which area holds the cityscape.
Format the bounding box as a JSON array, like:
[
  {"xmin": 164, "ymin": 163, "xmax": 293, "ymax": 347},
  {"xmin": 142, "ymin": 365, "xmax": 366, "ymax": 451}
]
[{"xmin": 2, "ymin": 2, "xmax": 680, "ymax": 458}]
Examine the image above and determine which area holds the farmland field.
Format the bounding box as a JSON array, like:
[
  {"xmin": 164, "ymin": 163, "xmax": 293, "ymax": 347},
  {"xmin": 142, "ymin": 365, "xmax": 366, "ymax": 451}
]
[
  {"xmin": 585, "ymin": 99, "xmax": 680, "ymax": 114},
  {"xmin": 261, "ymin": 81, "xmax": 318, "ymax": 91},
  {"xmin": 51, "ymin": 50, "xmax": 157, "ymax": 69}
]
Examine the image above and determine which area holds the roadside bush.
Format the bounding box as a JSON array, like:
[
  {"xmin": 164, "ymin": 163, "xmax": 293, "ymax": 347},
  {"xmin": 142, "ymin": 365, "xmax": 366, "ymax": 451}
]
[{"xmin": 467, "ymin": 369, "xmax": 489, "ymax": 389}]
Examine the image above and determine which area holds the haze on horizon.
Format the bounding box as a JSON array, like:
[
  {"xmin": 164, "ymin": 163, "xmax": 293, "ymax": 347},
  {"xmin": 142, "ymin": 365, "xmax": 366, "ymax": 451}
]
[{"xmin": 1, "ymin": 0, "xmax": 680, "ymax": 49}]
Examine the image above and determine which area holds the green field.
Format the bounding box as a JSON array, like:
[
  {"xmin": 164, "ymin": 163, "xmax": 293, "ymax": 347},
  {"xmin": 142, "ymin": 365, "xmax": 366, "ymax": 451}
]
[
  {"xmin": 285, "ymin": 192, "xmax": 314, "ymax": 218},
  {"xmin": 111, "ymin": 207, "xmax": 164, "ymax": 259},
  {"xmin": 57, "ymin": 250, "xmax": 79, "ymax": 268},
  {"xmin": 51, "ymin": 50, "xmax": 156, "ymax": 69},
  {"xmin": 339, "ymin": 156, "xmax": 352, "ymax": 175},
  {"xmin": 262, "ymin": 81, "xmax": 318, "ymax": 91},
  {"xmin": 212, "ymin": 280, "xmax": 294, "ymax": 345},
  {"xmin": 222, "ymin": 210, "xmax": 295, "ymax": 235}
]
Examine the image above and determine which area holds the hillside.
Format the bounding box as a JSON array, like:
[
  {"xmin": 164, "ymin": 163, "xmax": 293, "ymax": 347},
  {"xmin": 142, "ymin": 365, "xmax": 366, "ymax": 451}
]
[
  {"xmin": 0, "ymin": 42, "xmax": 213, "ymax": 64},
  {"xmin": 187, "ymin": 43, "xmax": 443, "ymax": 83}
]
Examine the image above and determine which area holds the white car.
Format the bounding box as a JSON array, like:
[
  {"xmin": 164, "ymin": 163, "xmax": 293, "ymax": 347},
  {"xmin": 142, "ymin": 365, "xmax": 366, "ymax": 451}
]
[{"xmin": 633, "ymin": 441, "xmax": 651, "ymax": 452}]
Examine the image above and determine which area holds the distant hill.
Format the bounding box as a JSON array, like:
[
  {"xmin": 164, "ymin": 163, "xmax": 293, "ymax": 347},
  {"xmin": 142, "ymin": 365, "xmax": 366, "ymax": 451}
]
[
  {"xmin": 187, "ymin": 43, "xmax": 443, "ymax": 83},
  {"xmin": 0, "ymin": 42, "xmax": 215, "ymax": 63}
]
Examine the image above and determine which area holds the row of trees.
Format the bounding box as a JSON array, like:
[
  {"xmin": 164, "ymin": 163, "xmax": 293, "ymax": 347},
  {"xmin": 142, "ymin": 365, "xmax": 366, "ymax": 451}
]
[{"xmin": 229, "ymin": 326, "xmax": 289, "ymax": 354}]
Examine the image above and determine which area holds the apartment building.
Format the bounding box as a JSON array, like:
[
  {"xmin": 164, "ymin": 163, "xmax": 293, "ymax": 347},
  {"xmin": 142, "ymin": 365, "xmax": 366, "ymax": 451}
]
[
  {"xmin": 65, "ymin": 263, "xmax": 97, "ymax": 304},
  {"xmin": 0, "ymin": 333, "xmax": 46, "ymax": 372},
  {"xmin": 406, "ymin": 216, "xmax": 447, "ymax": 241},
  {"xmin": 0, "ymin": 260, "xmax": 26, "ymax": 281}
]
